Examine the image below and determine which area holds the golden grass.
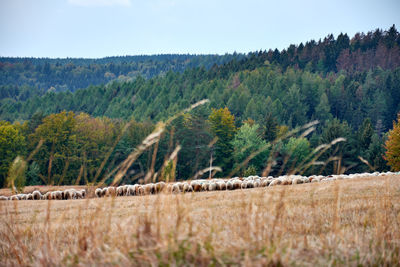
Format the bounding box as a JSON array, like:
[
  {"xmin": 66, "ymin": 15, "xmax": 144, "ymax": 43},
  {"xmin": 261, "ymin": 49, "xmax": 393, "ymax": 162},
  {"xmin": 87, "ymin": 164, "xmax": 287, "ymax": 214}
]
[{"xmin": 1, "ymin": 175, "xmax": 400, "ymax": 266}]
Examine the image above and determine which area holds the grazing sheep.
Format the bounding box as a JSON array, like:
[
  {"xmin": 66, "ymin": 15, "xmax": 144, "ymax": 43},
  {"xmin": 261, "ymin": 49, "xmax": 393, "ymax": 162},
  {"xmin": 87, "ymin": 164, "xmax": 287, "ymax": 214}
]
[
  {"xmin": 233, "ymin": 180, "xmax": 242, "ymax": 190},
  {"xmin": 136, "ymin": 185, "xmax": 144, "ymax": 196},
  {"xmin": 261, "ymin": 179, "xmax": 270, "ymax": 187},
  {"xmin": 172, "ymin": 184, "xmax": 180, "ymax": 194},
  {"xmin": 54, "ymin": 191, "xmax": 63, "ymax": 200},
  {"xmin": 269, "ymin": 179, "xmax": 282, "ymax": 186},
  {"xmin": 201, "ymin": 182, "xmax": 209, "ymax": 191},
  {"xmin": 247, "ymin": 180, "xmax": 255, "ymax": 188},
  {"xmin": 32, "ymin": 190, "xmax": 42, "ymax": 200},
  {"xmin": 101, "ymin": 187, "xmax": 108, "ymax": 197},
  {"xmin": 241, "ymin": 181, "xmax": 247, "ymax": 189},
  {"xmin": 184, "ymin": 183, "xmax": 193, "ymax": 192},
  {"xmin": 116, "ymin": 186, "xmax": 125, "ymax": 196},
  {"xmin": 122, "ymin": 185, "xmax": 129, "ymax": 195},
  {"xmin": 10, "ymin": 195, "xmax": 19, "ymax": 200},
  {"xmin": 182, "ymin": 182, "xmax": 192, "ymax": 192},
  {"xmin": 27, "ymin": 193, "xmax": 33, "ymax": 200},
  {"xmin": 217, "ymin": 181, "xmax": 226, "ymax": 190},
  {"xmin": 155, "ymin": 182, "xmax": 166, "ymax": 193},
  {"xmin": 144, "ymin": 184, "xmax": 154, "ymax": 195},
  {"xmin": 208, "ymin": 182, "xmax": 217, "ymax": 191},
  {"xmin": 301, "ymin": 177, "xmax": 310, "ymax": 183},
  {"xmin": 311, "ymin": 178, "xmax": 320, "ymax": 183},
  {"xmin": 80, "ymin": 189, "xmax": 86, "ymax": 198},
  {"xmin": 75, "ymin": 191, "xmax": 83, "ymax": 199},
  {"xmin": 126, "ymin": 185, "xmax": 134, "ymax": 196},
  {"xmin": 20, "ymin": 194, "xmax": 27, "ymax": 200},
  {"xmin": 292, "ymin": 177, "xmax": 303, "ymax": 184},
  {"xmin": 226, "ymin": 181, "xmax": 234, "ymax": 190},
  {"xmin": 253, "ymin": 180, "xmax": 261, "ymax": 188},
  {"xmin": 43, "ymin": 192, "xmax": 52, "ymax": 200},
  {"xmin": 191, "ymin": 181, "xmax": 202, "ymax": 192},
  {"xmin": 65, "ymin": 189, "xmax": 78, "ymax": 200},
  {"xmin": 107, "ymin": 186, "xmax": 117, "ymax": 197},
  {"xmin": 176, "ymin": 182, "xmax": 184, "ymax": 192},
  {"xmin": 95, "ymin": 188, "xmax": 102, "ymax": 198},
  {"xmin": 0, "ymin": 196, "xmax": 8, "ymax": 200}
]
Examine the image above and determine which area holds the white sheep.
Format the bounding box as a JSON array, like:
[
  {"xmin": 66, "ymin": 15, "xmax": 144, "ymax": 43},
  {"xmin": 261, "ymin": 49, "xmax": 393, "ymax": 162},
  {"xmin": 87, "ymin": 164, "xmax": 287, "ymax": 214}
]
[
  {"xmin": 43, "ymin": 191, "xmax": 51, "ymax": 200},
  {"xmin": 269, "ymin": 179, "xmax": 282, "ymax": 186},
  {"xmin": 65, "ymin": 189, "xmax": 78, "ymax": 199},
  {"xmin": 261, "ymin": 179, "xmax": 270, "ymax": 187},
  {"xmin": 226, "ymin": 180, "xmax": 234, "ymax": 190},
  {"xmin": 217, "ymin": 181, "xmax": 226, "ymax": 190},
  {"xmin": 123, "ymin": 185, "xmax": 129, "ymax": 195},
  {"xmin": 27, "ymin": 194, "xmax": 34, "ymax": 200},
  {"xmin": 208, "ymin": 182, "xmax": 217, "ymax": 191},
  {"xmin": 125, "ymin": 185, "xmax": 133, "ymax": 196},
  {"xmin": 233, "ymin": 180, "xmax": 242, "ymax": 190},
  {"xmin": 172, "ymin": 184, "xmax": 180, "ymax": 194},
  {"xmin": 104, "ymin": 187, "xmax": 115, "ymax": 197},
  {"xmin": 176, "ymin": 182, "xmax": 184, "ymax": 192},
  {"xmin": 116, "ymin": 186, "xmax": 125, "ymax": 196},
  {"xmin": 55, "ymin": 191, "xmax": 63, "ymax": 200},
  {"xmin": 10, "ymin": 195, "xmax": 19, "ymax": 200},
  {"xmin": 292, "ymin": 177, "xmax": 303, "ymax": 185},
  {"xmin": 136, "ymin": 185, "xmax": 144, "ymax": 195},
  {"xmin": 155, "ymin": 182, "xmax": 166, "ymax": 193},
  {"xmin": 95, "ymin": 188, "xmax": 103, "ymax": 198},
  {"xmin": 201, "ymin": 182, "xmax": 209, "ymax": 191},
  {"xmin": 32, "ymin": 190, "xmax": 42, "ymax": 200},
  {"xmin": 143, "ymin": 184, "xmax": 154, "ymax": 195},
  {"xmin": 183, "ymin": 182, "xmax": 193, "ymax": 192},
  {"xmin": 0, "ymin": 196, "xmax": 8, "ymax": 200},
  {"xmin": 75, "ymin": 190, "xmax": 83, "ymax": 199},
  {"xmin": 191, "ymin": 181, "xmax": 202, "ymax": 192},
  {"xmin": 241, "ymin": 181, "xmax": 247, "ymax": 189},
  {"xmin": 311, "ymin": 177, "xmax": 320, "ymax": 183}
]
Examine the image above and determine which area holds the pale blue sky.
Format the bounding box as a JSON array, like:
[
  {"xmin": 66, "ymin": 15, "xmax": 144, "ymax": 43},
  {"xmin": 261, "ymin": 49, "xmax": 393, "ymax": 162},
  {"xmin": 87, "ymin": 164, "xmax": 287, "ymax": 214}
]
[{"xmin": 1, "ymin": 0, "xmax": 399, "ymax": 58}]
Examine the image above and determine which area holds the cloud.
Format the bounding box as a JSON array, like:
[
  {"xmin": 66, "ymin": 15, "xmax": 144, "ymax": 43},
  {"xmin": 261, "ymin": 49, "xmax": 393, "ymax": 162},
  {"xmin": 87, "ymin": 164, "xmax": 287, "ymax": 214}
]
[{"xmin": 68, "ymin": 0, "xmax": 131, "ymax": 7}]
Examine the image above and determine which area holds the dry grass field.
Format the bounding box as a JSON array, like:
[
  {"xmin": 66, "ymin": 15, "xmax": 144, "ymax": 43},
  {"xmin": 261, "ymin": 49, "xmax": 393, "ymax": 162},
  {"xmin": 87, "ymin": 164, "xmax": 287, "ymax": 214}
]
[{"xmin": 1, "ymin": 175, "xmax": 400, "ymax": 266}]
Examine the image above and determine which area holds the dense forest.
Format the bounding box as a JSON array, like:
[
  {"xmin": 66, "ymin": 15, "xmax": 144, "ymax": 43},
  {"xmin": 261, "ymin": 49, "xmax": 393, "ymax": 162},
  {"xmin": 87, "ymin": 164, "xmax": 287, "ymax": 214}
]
[
  {"xmin": 0, "ymin": 54, "xmax": 243, "ymax": 99},
  {"xmin": 1, "ymin": 26, "xmax": 399, "ymax": 187}
]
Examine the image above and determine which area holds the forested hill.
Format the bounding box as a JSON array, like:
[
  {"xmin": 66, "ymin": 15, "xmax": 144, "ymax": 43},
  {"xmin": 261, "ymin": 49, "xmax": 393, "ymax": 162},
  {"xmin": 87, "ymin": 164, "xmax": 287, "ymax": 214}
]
[
  {"xmin": 2, "ymin": 26, "xmax": 400, "ymax": 129},
  {"xmin": 0, "ymin": 53, "xmax": 244, "ymax": 98}
]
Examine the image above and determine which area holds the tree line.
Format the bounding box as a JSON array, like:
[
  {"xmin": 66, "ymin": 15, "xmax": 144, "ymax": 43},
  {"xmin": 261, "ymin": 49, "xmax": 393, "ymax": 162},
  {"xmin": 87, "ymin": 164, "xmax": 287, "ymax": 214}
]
[{"xmin": 1, "ymin": 105, "xmax": 398, "ymax": 188}]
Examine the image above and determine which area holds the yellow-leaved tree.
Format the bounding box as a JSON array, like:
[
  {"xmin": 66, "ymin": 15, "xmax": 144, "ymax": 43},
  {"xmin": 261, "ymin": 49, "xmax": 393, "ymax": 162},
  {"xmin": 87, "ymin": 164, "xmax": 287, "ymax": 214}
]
[{"xmin": 385, "ymin": 113, "xmax": 400, "ymax": 171}]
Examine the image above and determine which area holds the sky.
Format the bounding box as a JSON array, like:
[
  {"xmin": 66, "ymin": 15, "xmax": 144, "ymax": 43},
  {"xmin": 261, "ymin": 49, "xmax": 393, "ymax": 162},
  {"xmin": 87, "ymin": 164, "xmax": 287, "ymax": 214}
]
[{"xmin": 0, "ymin": 0, "xmax": 399, "ymax": 58}]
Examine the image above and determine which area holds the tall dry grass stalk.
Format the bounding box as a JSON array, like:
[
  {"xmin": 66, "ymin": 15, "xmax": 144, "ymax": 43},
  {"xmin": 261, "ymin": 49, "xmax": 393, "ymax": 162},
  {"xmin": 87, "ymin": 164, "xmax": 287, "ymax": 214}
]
[{"xmin": 1, "ymin": 175, "xmax": 399, "ymax": 266}]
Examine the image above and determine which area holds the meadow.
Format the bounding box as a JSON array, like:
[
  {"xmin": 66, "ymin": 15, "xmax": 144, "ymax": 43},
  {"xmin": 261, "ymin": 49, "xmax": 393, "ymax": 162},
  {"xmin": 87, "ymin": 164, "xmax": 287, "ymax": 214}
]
[{"xmin": 1, "ymin": 174, "xmax": 399, "ymax": 266}]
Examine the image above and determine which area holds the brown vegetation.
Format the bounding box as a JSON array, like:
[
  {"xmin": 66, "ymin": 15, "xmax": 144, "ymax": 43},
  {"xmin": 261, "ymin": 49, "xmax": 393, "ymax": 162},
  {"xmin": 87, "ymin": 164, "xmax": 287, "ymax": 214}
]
[{"xmin": 0, "ymin": 175, "xmax": 399, "ymax": 266}]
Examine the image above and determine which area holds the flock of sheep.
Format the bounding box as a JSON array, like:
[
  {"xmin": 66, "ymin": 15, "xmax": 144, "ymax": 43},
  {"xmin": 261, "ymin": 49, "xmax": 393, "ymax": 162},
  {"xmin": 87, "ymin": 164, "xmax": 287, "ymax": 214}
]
[
  {"xmin": 1, "ymin": 171, "xmax": 399, "ymax": 201},
  {"xmin": 0, "ymin": 188, "xmax": 86, "ymax": 201}
]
